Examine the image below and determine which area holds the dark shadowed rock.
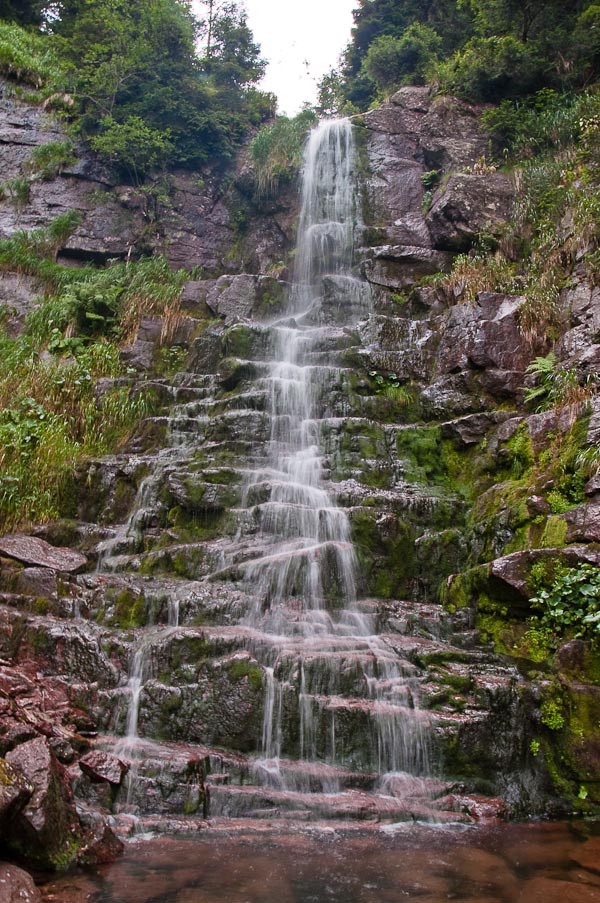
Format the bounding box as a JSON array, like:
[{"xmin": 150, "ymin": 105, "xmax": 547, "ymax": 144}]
[
  {"xmin": 5, "ymin": 736, "xmax": 82, "ymax": 870},
  {"xmin": 0, "ymin": 535, "xmax": 86, "ymax": 573},
  {"xmin": 362, "ymin": 245, "xmax": 452, "ymax": 289},
  {"xmin": 79, "ymin": 750, "xmax": 129, "ymax": 786},
  {"xmin": 565, "ymin": 502, "xmax": 600, "ymax": 542},
  {"xmin": 0, "ymin": 862, "xmax": 42, "ymax": 903}
]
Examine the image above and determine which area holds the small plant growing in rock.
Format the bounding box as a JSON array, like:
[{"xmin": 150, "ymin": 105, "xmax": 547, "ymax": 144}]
[{"xmin": 530, "ymin": 563, "xmax": 600, "ymax": 641}]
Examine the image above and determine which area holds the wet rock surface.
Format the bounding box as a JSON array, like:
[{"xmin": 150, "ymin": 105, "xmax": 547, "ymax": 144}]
[{"xmin": 2, "ymin": 75, "xmax": 600, "ymax": 879}]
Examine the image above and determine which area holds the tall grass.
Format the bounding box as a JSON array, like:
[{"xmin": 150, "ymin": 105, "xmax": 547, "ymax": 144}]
[
  {"xmin": 0, "ymin": 21, "xmax": 63, "ymax": 88},
  {"xmin": 0, "ymin": 334, "xmax": 148, "ymax": 531},
  {"xmin": 250, "ymin": 109, "xmax": 317, "ymax": 197}
]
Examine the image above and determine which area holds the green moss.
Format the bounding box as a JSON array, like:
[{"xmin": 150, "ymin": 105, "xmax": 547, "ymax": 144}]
[
  {"xmin": 104, "ymin": 587, "xmax": 146, "ymax": 628},
  {"xmin": 540, "ymin": 515, "xmax": 567, "ymax": 548},
  {"xmin": 227, "ymin": 658, "xmax": 264, "ymax": 691},
  {"xmin": 222, "ymin": 324, "xmax": 256, "ymax": 359}
]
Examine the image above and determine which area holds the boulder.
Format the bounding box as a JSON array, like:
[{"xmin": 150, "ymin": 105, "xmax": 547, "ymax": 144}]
[
  {"xmin": 0, "ymin": 862, "xmax": 42, "ymax": 903},
  {"xmin": 427, "ymin": 172, "xmax": 514, "ymax": 252},
  {"xmin": 5, "ymin": 737, "xmax": 82, "ymax": 870},
  {"xmin": 79, "ymin": 750, "xmax": 129, "ymax": 787},
  {"xmin": 0, "ymin": 534, "xmax": 86, "ymax": 573},
  {"xmin": 362, "ymin": 245, "xmax": 452, "ymax": 290},
  {"xmin": 0, "ymin": 759, "xmax": 32, "ymax": 833}
]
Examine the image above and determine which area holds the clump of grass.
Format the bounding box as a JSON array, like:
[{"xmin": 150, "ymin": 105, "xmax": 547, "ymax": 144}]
[
  {"xmin": 0, "ymin": 333, "xmax": 148, "ymax": 530},
  {"xmin": 0, "ymin": 21, "xmax": 62, "ymax": 88},
  {"xmin": 426, "ymin": 249, "xmax": 519, "ymax": 303},
  {"xmin": 27, "ymin": 140, "xmax": 75, "ymax": 181},
  {"xmin": 250, "ymin": 109, "xmax": 317, "ymax": 197}
]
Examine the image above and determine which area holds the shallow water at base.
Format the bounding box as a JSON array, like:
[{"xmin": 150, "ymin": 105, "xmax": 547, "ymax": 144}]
[{"xmin": 40, "ymin": 821, "xmax": 600, "ymax": 902}]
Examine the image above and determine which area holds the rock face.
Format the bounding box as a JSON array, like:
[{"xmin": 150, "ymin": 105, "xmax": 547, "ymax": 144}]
[
  {"xmin": 0, "ymin": 534, "xmax": 87, "ymax": 572},
  {"xmin": 5, "ymin": 736, "xmax": 83, "ymax": 869},
  {"xmin": 2, "ymin": 75, "xmax": 600, "ymax": 873}
]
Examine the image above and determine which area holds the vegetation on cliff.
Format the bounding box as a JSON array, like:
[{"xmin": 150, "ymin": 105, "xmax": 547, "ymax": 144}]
[
  {"xmin": 320, "ymin": 0, "xmax": 600, "ymax": 111},
  {"xmin": 0, "ymin": 0, "xmax": 273, "ymax": 179}
]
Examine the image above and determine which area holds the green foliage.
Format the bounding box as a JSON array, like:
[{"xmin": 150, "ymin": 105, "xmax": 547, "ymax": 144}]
[
  {"xmin": 362, "ymin": 24, "xmax": 442, "ymax": 91},
  {"xmin": 0, "ymin": 212, "xmax": 82, "ymax": 283},
  {"xmin": 434, "ymin": 34, "xmax": 545, "ymax": 101},
  {"xmin": 27, "ymin": 140, "xmax": 75, "ymax": 180},
  {"xmin": 0, "ymin": 20, "xmax": 62, "ymax": 87},
  {"xmin": 26, "ymin": 255, "xmax": 188, "ymax": 345},
  {"xmin": 50, "ymin": 0, "xmax": 270, "ymax": 175},
  {"xmin": 531, "ymin": 563, "xmax": 600, "ymax": 641},
  {"xmin": 249, "ymin": 109, "xmax": 317, "ymax": 197},
  {"xmin": 541, "ymin": 698, "xmax": 566, "ymax": 731},
  {"xmin": 0, "ymin": 331, "xmax": 147, "ymax": 530},
  {"xmin": 91, "ymin": 116, "xmax": 173, "ymax": 184},
  {"xmin": 523, "ymin": 353, "xmax": 593, "ymax": 412},
  {"xmin": 0, "ymin": 177, "xmax": 30, "ymax": 209}
]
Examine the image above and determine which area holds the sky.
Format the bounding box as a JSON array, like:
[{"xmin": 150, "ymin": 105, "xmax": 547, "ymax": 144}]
[
  {"xmin": 194, "ymin": 1, "xmax": 357, "ymax": 116},
  {"xmin": 242, "ymin": 0, "xmax": 356, "ymax": 114}
]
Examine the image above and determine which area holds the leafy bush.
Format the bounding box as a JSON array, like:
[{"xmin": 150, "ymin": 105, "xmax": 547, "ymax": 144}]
[
  {"xmin": 362, "ymin": 24, "xmax": 442, "ymax": 91},
  {"xmin": 0, "ymin": 21, "xmax": 62, "ymax": 87},
  {"xmin": 250, "ymin": 109, "xmax": 317, "ymax": 197},
  {"xmin": 91, "ymin": 117, "xmax": 173, "ymax": 185},
  {"xmin": 433, "ymin": 35, "xmax": 546, "ymax": 102},
  {"xmin": 530, "ymin": 563, "xmax": 600, "ymax": 641}
]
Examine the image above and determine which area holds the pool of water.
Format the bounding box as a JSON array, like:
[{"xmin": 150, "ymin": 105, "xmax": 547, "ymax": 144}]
[{"xmin": 40, "ymin": 820, "xmax": 600, "ymax": 902}]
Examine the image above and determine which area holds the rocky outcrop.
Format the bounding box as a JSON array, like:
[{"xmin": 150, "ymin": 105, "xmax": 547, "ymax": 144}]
[
  {"xmin": 2, "ymin": 71, "xmax": 600, "ymax": 874},
  {"xmin": 360, "ymin": 87, "xmax": 514, "ymax": 254}
]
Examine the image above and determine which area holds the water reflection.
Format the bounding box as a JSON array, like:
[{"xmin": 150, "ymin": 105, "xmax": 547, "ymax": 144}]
[{"xmin": 41, "ymin": 821, "xmax": 600, "ymax": 902}]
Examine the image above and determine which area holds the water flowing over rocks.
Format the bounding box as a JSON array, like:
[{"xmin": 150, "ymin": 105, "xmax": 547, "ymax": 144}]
[{"xmin": 3, "ymin": 78, "xmax": 600, "ymax": 884}]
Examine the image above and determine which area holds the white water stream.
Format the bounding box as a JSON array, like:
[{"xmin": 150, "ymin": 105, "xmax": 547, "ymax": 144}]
[{"xmin": 241, "ymin": 119, "xmax": 431, "ymax": 785}]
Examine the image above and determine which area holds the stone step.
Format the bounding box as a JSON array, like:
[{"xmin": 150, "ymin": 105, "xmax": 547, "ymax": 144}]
[{"xmin": 205, "ymin": 782, "xmax": 465, "ymax": 823}]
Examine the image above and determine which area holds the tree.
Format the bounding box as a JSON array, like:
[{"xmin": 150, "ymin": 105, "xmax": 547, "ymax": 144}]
[
  {"xmin": 0, "ymin": 1, "xmax": 43, "ymax": 26},
  {"xmin": 362, "ymin": 24, "xmax": 442, "ymax": 90}
]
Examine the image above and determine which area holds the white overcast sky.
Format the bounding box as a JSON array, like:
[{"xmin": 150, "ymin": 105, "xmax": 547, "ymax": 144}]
[{"xmin": 194, "ymin": 1, "xmax": 358, "ymax": 115}]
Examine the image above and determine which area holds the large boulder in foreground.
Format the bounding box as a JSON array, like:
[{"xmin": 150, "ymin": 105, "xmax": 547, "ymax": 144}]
[
  {"xmin": 0, "ymin": 862, "xmax": 42, "ymax": 903},
  {"xmin": 5, "ymin": 737, "xmax": 82, "ymax": 870}
]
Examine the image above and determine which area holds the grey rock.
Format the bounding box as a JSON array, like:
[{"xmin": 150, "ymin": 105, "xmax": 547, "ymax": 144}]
[
  {"xmin": 0, "ymin": 534, "xmax": 87, "ymax": 573},
  {"xmin": 362, "ymin": 245, "xmax": 452, "ymax": 289},
  {"xmin": 427, "ymin": 173, "xmax": 514, "ymax": 252},
  {"xmin": 79, "ymin": 750, "xmax": 129, "ymax": 786},
  {"xmin": 6, "ymin": 736, "xmax": 82, "ymax": 869}
]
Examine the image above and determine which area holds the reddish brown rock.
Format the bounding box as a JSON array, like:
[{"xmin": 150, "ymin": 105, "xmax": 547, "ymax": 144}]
[
  {"xmin": 5, "ymin": 736, "xmax": 82, "ymax": 870},
  {"xmin": 79, "ymin": 750, "xmax": 129, "ymax": 787},
  {"xmin": 0, "ymin": 758, "xmax": 32, "ymax": 832},
  {"xmin": 0, "ymin": 862, "xmax": 42, "ymax": 903},
  {"xmin": 0, "ymin": 534, "xmax": 86, "ymax": 573},
  {"xmin": 517, "ymin": 876, "xmax": 600, "ymax": 902}
]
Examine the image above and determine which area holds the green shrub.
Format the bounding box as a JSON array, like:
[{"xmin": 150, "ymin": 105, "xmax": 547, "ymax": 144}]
[
  {"xmin": 531, "ymin": 563, "xmax": 600, "ymax": 641},
  {"xmin": 250, "ymin": 109, "xmax": 317, "ymax": 197},
  {"xmin": 434, "ymin": 35, "xmax": 546, "ymax": 102},
  {"xmin": 362, "ymin": 24, "xmax": 442, "ymax": 91}
]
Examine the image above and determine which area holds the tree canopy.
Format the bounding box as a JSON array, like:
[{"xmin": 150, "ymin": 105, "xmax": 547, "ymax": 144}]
[
  {"xmin": 321, "ymin": 0, "xmax": 600, "ymax": 111},
  {"xmin": 0, "ymin": 0, "xmax": 272, "ymax": 179}
]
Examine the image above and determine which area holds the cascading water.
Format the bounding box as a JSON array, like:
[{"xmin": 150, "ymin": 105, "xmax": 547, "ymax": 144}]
[
  {"xmin": 244, "ymin": 119, "xmax": 359, "ymax": 627},
  {"xmin": 240, "ymin": 119, "xmax": 431, "ymax": 791}
]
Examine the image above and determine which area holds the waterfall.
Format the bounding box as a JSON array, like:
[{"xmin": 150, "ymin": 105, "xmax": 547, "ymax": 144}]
[
  {"xmin": 244, "ymin": 119, "xmax": 359, "ymax": 630},
  {"xmin": 241, "ymin": 119, "xmax": 430, "ymax": 784}
]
